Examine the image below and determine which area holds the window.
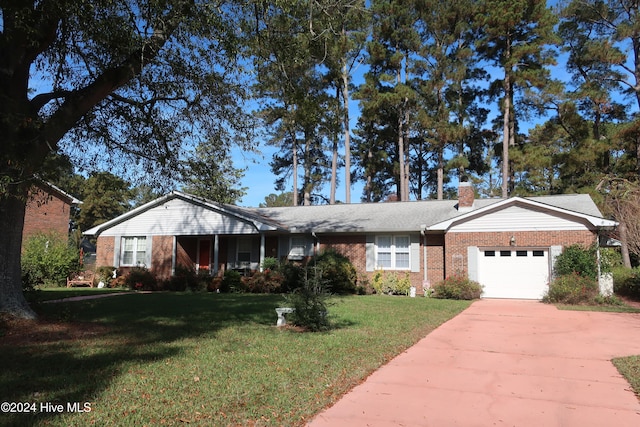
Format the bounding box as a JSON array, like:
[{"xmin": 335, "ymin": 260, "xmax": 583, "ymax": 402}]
[
  {"xmin": 375, "ymin": 235, "xmax": 410, "ymax": 270},
  {"xmin": 288, "ymin": 237, "xmax": 307, "ymax": 260},
  {"xmin": 484, "ymin": 250, "xmax": 496, "ymax": 257},
  {"xmin": 237, "ymin": 238, "xmax": 251, "ymax": 264},
  {"xmin": 500, "ymin": 250, "xmax": 511, "ymax": 257},
  {"xmin": 532, "ymin": 250, "xmax": 545, "ymax": 257},
  {"xmin": 516, "ymin": 250, "xmax": 528, "ymax": 257},
  {"xmin": 121, "ymin": 237, "xmax": 147, "ymax": 266}
]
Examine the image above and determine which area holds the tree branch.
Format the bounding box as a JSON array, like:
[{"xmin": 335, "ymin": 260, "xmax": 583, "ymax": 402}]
[{"xmin": 40, "ymin": 0, "xmax": 193, "ymax": 146}]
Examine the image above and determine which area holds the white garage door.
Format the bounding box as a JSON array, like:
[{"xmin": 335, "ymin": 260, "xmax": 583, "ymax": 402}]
[{"xmin": 478, "ymin": 249, "xmax": 550, "ymax": 299}]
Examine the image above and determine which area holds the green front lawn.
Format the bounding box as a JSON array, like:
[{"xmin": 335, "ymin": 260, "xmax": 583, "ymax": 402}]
[
  {"xmin": 613, "ymin": 356, "xmax": 640, "ymax": 401},
  {"xmin": 30, "ymin": 287, "xmax": 130, "ymax": 302},
  {"xmin": 1, "ymin": 294, "xmax": 470, "ymax": 426}
]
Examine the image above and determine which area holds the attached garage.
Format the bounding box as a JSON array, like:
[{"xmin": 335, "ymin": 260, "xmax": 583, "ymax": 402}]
[{"xmin": 476, "ymin": 248, "xmax": 551, "ymax": 299}]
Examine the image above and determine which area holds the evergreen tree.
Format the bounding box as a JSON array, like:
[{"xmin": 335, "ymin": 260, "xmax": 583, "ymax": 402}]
[{"xmin": 476, "ymin": 0, "xmax": 559, "ymax": 197}]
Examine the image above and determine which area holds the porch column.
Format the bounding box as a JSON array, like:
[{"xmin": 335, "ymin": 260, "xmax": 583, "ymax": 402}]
[
  {"xmin": 213, "ymin": 234, "xmax": 219, "ymax": 275},
  {"xmin": 259, "ymin": 233, "xmax": 265, "ymax": 272},
  {"xmin": 172, "ymin": 236, "xmax": 177, "ymax": 276}
]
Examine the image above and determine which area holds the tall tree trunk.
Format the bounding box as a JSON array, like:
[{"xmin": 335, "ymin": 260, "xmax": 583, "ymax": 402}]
[
  {"xmin": 330, "ymin": 137, "xmax": 338, "ymax": 205},
  {"xmin": 403, "ymin": 105, "xmax": 410, "ymax": 200},
  {"xmin": 342, "ymin": 62, "xmax": 351, "ymax": 204},
  {"xmin": 437, "ymin": 148, "xmax": 444, "ymax": 200},
  {"xmin": 365, "ymin": 146, "xmax": 373, "ymax": 203},
  {"xmin": 501, "ymin": 73, "xmax": 511, "ymax": 199},
  {"xmin": 303, "ymin": 131, "xmax": 312, "ymax": 206},
  {"xmin": 397, "ymin": 65, "xmax": 407, "ymax": 201},
  {"xmin": 619, "ymin": 220, "xmax": 632, "ymax": 268},
  {"xmin": 292, "ymin": 139, "xmax": 298, "ymax": 206},
  {"xmin": 0, "ymin": 187, "xmax": 36, "ymax": 319}
]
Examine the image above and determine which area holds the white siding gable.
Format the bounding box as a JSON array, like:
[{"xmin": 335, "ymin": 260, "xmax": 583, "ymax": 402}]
[
  {"xmin": 99, "ymin": 198, "xmax": 258, "ymax": 236},
  {"xmin": 448, "ymin": 204, "xmax": 591, "ymax": 233}
]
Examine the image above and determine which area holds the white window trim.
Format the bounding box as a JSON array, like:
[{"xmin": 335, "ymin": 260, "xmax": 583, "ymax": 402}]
[
  {"xmin": 120, "ymin": 236, "xmax": 147, "ymax": 267},
  {"xmin": 288, "ymin": 236, "xmax": 308, "ymax": 260},
  {"xmin": 375, "ymin": 235, "xmax": 411, "ymax": 270}
]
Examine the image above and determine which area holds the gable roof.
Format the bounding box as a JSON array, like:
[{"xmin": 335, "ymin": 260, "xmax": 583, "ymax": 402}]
[
  {"xmin": 34, "ymin": 181, "xmax": 83, "ymax": 205},
  {"xmin": 83, "ymin": 191, "xmax": 285, "ymax": 236},
  {"xmin": 426, "ymin": 196, "xmax": 617, "ymax": 232},
  {"xmin": 84, "ymin": 190, "xmax": 616, "ymax": 237}
]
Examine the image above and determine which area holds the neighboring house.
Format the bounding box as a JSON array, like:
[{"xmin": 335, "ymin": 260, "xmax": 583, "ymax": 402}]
[
  {"xmin": 83, "ymin": 182, "xmax": 617, "ymax": 300},
  {"xmin": 23, "ymin": 181, "xmax": 82, "ymax": 244}
]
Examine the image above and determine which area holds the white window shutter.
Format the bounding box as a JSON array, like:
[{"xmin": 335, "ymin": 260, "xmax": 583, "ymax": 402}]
[
  {"xmin": 410, "ymin": 234, "xmax": 420, "ymax": 273},
  {"xmin": 467, "ymin": 246, "xmax": 479, "ymax": 281},
  {"xmin": 365, "ymin": 235, "xmax": 375, "ymax": 272}
]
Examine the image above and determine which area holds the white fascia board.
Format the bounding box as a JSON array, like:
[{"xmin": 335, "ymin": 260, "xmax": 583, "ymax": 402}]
[{"xmin": 426, "ymin": 197, "xmax": 617, "ymax": 232}]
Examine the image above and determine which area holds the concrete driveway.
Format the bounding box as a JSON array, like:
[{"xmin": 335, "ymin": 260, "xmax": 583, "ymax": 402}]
[{"xmin": 308, "ymin": 299, "xmax": 640, "ymax": 427}]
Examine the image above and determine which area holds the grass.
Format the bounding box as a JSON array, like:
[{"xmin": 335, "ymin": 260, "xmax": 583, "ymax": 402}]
[
  {"xmin": 29, "ymin": 287, "xmax": 130, "ymax": 302},
  {"xmin": 613, "ymin": 356, "xmax": 640, "ymax": 400},
  {"xmin": 0, "ymin": 293, "xmax": 470, "ymax": 426},
  {"xmin": 556, "ymin": 304, "xmax": 640, "ymax": 313}
]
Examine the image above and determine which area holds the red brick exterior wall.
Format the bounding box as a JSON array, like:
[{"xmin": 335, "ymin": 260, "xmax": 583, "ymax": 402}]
[
  {"xmin": 96, "ymin": 236, "xmax": 115, "ymax": 268},
  {"xmin": 23, "ymin": 187, "xmax": 72, "ymax": 243},
  {"xmin": 152, "ymin": 236, "xmax": 174, "ymax": 279},
  {"xmin": 320, "ymin": 234, "xmax": 434, "ymax": 294},
  {"xmin": 458, "ymin": 182, "xmax": 475, "ymax": 208},
  {"xmin": 444, "ymin": 230, "xmax": 596, "ymax": 278},
  {"xmin": 320, "ymin": 235, "xmax": 367, "ymax": 272}
]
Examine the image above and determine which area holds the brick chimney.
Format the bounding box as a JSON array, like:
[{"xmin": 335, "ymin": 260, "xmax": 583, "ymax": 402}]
[{"xmin": 458, "ymin": 180, "xmax": 475, "ymax": 211}]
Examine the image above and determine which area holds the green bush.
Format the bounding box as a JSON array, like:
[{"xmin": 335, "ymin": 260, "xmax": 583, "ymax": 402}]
[
  {"xmin": 220, "ymin": 269, "xmax": 244, "ymax": 293},
  {"xmin": 279, "ymin": 262, "xmax": 305, "ymax": 293},
  {"xmin": 245, "ymin": 270, "xmax": 284, "ymax": 293},
  {"xmin": 313, "ymin": 250, "xmax": 357, "ymax": 294},
  {"xmin": 21, "ymin": 232, "xmax": 79, "ymax": 287},
  {"xmin": 600, "ymin": 247, "xmax": 622, "ymax": 273},
  {"xmin": 261, "ymin": 257, "xmax": 280, "ymax": 271},
  {"xmin": 613, "ymin": 267, "xmax": 640, "ymax": 299},
  {"xmin": 543, "ymin": 272, "xmax": 598, "ymax": 304},
  {"xmin": 371, "ymin": 271, "xmax": 412, "ymax": 295},
  {"xmin": 432, "ymin": 275, "xmax": 483, "ymax": 300},
  {"xmin": 284, "ymin": 270, "xmax": 331, "ymax": 332},
  {"xmin": 124, "ymin": 267, "xmax": 157, "ymax": 291},
  {"xmin": 554, "ymin": 244, "xmax": 598, "ymax": 279}
]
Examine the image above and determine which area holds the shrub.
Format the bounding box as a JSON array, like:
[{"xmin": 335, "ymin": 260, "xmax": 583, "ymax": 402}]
[
  {"xmin": 432, "ymin": 275, "xmax": 483, "ymax": 300},
  {"xmin": 600, "ymin": 247, "xmax": 622, "ymax": 274},
  {"xmin": 245, "ymin": 270, "xmax": 284, "ymax": 293},
  {"xmin": 123, "ymin": 267, "xmax": 157, "ymax": 291},
  {"xmin": 220, "ymin": 269, "xmax": 244, "ymax": 293},
  {"xmin": 544, "ymin": 272, "xmax": 598, "ymax": 304},
  {"xmin": 279, "ymin": 262, "xmax": 305, "ymax": 293},
  {"xmin": 21, "ymin": 232, "xmax": 79, "ymax": 287},
  {"xmin": 261, "ymin": 257, "xmax": 280, "ymax": 271},
  {"xmin": 613, "ymin": 267, "xmax": 640, "ymax": 299},
  {"xmin": 284, "ymin": 269, "xmax": 332, "ymax": 332},
  {"xmin": 554, "ymin": 244, "xmax": 598, "ymax": 279},
  {"xmin": 372, "ymin": 271, "xmax": 412, "ymax": 295},
  {"xmin": 96, "ymin": 266, "xmax": 116, "ymax": 287},
  {"xmin": 312, "ymin": 250, "xmax": 357, "ymax": 294}
]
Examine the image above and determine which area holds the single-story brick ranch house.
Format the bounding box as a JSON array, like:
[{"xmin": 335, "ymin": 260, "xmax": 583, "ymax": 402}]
[{"xmin": 84, "ymin": 182, "xmax": 617, "ymax": 299}]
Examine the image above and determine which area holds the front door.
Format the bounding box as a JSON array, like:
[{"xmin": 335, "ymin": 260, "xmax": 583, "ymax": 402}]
[{"xmin": 198, "ymin": 239, "xmax": 211, "ymax": 271}]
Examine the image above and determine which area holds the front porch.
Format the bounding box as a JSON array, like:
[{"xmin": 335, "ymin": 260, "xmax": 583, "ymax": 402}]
[{"xmin": 174, "ymin": 235, "xmax": 281, "ymax": 277}]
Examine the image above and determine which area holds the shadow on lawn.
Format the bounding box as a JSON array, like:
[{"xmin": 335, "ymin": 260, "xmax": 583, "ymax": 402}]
[{"xmin": 0, "ymin": 293, "xmax": 283, "ymax": 426}]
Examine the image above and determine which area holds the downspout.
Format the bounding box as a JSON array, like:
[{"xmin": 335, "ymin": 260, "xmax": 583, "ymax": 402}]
[
  {"xmin": 421, "ymin": 225, "xmax": 429, "ymax": 292},
  {"xmin": 213, "ymin": 234, "xmax": 219, "ymax": 275}
]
